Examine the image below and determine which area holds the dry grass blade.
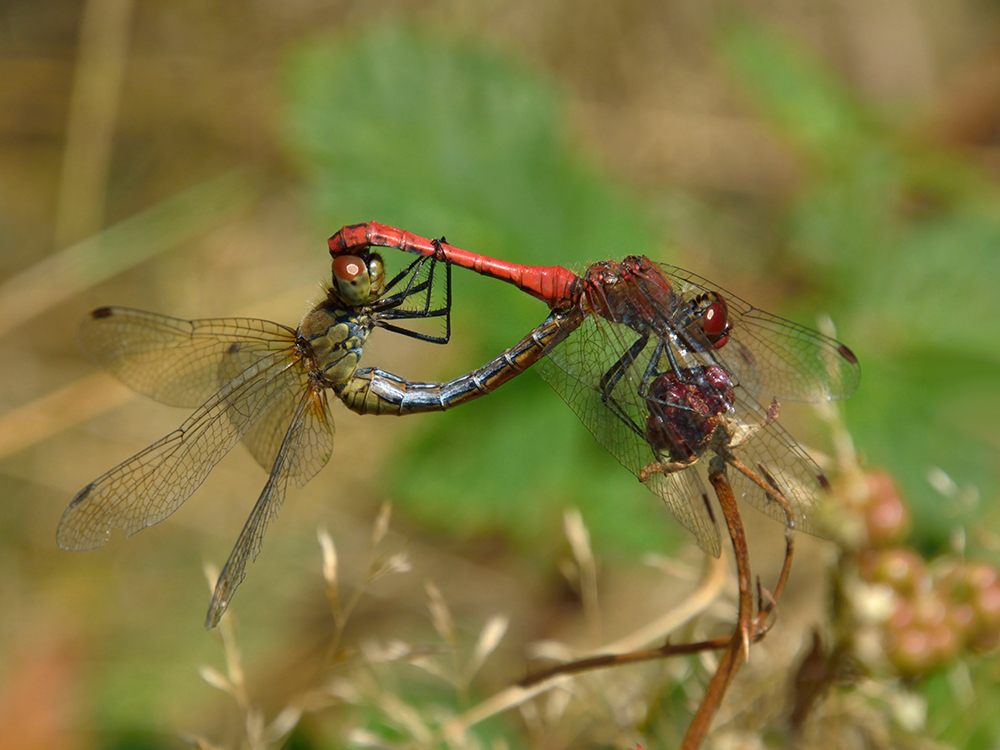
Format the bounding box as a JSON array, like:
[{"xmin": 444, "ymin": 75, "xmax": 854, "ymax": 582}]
[
  {"xmin": 563, "ymin": 508, "xmax": 600, "ymax": 639},
  {"xmin": 439, "ymin": 678, "xmax": 574, "ymax": 745},
  {"xmin": 197, "ymin": 665, "xmax": 234, "ymax": 695},
  {"xmin": 370, "ymin": 551, "xmax": 412, "ymax": 580},
  {"xmin": 0, "ymin": 373, "xmax": 134, "ymax": 460},
  {"xmin": 346, "ymin": 727, "xmax": 393, "ymax": 748},
  {"xmin": 435, "ymin": 556, "xmax": 728, "ymax": 743},
  {"xmin": 0, "ymin": 171, "xmax": 260, "ymax": 339},
  {"xmin": 54, "ymin": 0, "xmax": 135, "ymax": 248},
  {"xmin": 245, "ymin": 709, "xmax": 265, "ymax": 749},
  {"xmin": 261, "ymin": 706, "xmax": 304, "ymax": 745},
  {"xmin": 361, "ymin": 638, "xmax": 411, "ymax": 664},
  {"xmin": 377, "ymin": 693, "xmax": 433, "ymax": 744}
]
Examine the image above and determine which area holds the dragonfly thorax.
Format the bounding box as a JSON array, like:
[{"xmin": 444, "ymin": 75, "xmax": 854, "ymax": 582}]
[
  {"xmin": 297, "ymin": 303, "xmax": 374, "ymax": 387},
  {"xmin": 583, "ymin": 257, "xmax": 681, "ymax": 337}
]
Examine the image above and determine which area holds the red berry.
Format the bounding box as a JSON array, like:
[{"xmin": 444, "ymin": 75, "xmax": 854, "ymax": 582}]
[
  {"xmin": 886, "ymin": 626, "xmax": 937, "ymax": 677},
  {"xmin": 862, "ymin": 471, "xmax": 910, "ymax": 547},
  {"xmin": 858, "ymin": 548, "xmax": 926, "ymax": 596}
]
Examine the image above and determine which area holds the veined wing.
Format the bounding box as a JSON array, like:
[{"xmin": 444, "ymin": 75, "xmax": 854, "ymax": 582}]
[
  {"xmin": 720, "ymin": 386, "xmax": 828, "ymax": 537},
  {"xmin": 537, "ymin": 315, "xmax": 722, "ymax": 557},
  {"xmin": 240, "ymin": 380, "xmax": 337, "ymax": 485},
  {"xmin": 205, "ymin": 385, "xmax": 335, "ymax": 628},
  {"xmin": 80, "ymin": 307, "xmax": 298, "ymax": 408},
  {"xmin": 658, "ymin": 264, "xmax": 860, "ymax": 403},
  {"xmin": 57, "ymin": 352, "xmax": 304, "ymax": 551}
]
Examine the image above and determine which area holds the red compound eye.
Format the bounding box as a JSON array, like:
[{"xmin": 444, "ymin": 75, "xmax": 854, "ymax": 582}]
[
  {"xmin": 702, "ymin": 298, "xmax": 729, "ymax": 341},
  {"xmin": 333, "ymin": 255, "xmax": 365, "ymax": 282}
]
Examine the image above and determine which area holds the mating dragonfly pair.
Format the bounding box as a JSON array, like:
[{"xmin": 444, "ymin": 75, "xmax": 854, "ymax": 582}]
[{"xmin": 60, "ymin": 222, "xmax": 859, "ymax": 627}]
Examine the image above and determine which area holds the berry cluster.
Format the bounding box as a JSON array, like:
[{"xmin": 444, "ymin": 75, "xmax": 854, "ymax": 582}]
[{"xmin": 845, "ymin": 471, "xmax": 1000, "ymax": 677}]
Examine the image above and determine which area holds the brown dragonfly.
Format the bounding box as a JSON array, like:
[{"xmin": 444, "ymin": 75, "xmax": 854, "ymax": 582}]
[{"xmin": 60, "ymin": 248, "xmax": 582, "ymax": 627}]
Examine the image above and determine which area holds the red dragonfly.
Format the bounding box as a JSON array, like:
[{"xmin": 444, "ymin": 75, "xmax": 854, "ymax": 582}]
[
  {"xmin": 329, "ymin": 222, "xmax": 860, "ymax": 556},
  {"xmin": 60, "ymin": 248, "xmax": 581, "ymax": 627}
]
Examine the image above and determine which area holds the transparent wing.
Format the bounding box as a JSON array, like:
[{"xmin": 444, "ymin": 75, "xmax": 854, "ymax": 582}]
[
  {"xmin": 205, "ymin": 386, "xmax": 335, "ymax": 628},
  {"xmin": 537, "ymin": 315, "xmax": 722, "ymax": 557},
  {"xmin": 721, "ymin": 387, "xmax": 828, "ymax": 537},
  {"xmin": 57, "ymin": 353, "xmax": 305, "ymax": 551},
  {"xmin": 80, "ymin": 307, "xmax": 297, "ymax": 407},
  {"xmin": 659, "ymin": 265, "xmax": 861, "ymax": 403},
  {"xmin": 241, "ymin": 386, "xmax": 299, "ymax": 474},
  {"xmin": 241, "ymin": 380, "xmax": 336, "ymax": 485}
]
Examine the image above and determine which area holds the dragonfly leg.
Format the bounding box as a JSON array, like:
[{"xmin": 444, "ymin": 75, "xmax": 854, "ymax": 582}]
[
  {"xmin": 375, "ymin": 250, "xmax": 453, "ymax": 344},
  {"xmin": 634, "ymin": 338, "xmax": 669, "ymax": 402},
  {"xmin": 595, "ymin": 333, "xmax": 651, "ymax": 440},
  {"xmin": 638, "ymin": 455, "xmax": 699, "ymax": 482},
  {"xmin": 718, "ymin": 447, "xmax": 802, "ymax": 533}
]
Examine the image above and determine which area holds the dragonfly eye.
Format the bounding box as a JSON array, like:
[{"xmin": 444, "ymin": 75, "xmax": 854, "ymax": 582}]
[
  {"xmin": 332, "ymin": 254, "xmax": 372, "ymax": 305},
  {"xmin": 701, "ymin": 296, "xmax": 731, "ymax": 349},
  {"xmin": 367, "ymin": 254, "xmax": 386, "ymax": 297}
]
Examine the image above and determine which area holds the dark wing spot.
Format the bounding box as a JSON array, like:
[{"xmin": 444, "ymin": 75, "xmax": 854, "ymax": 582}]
[
  {"xmin": 69, "ymin": 483, "xmax": 94, "ymax": 508},
  {"xmin": 90, "ymin": 307, "xmax": 115, "ymax": 319},
  {"xmin": 735, "ymin": 342, "xmax": 756, "ymax": 367},
  {"xmin": 756, "ymin": 464, "xmax": 782, "ymax": 494},
  {"xmin": 228, "ymin": 343, "xmax": 242, "ymax": 354},
  {"xmin": 701, "ymin": 491, "xmax": 717, "ymax": 525},
  {"xmin": 817, "ymin": 473, "xmax": 831, "ymax": 491},
  {"xmin": 838, "ymin": 344, "xmax": 858, "ymax": 365}
]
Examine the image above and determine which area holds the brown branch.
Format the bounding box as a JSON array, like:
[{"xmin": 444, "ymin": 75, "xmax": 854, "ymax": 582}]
[
  {"xmin": 680, "ymin": 458, "xmax": 753, "ymax": 749},
  {"xmin": 517, "ymin": 453, "xmax": 799, "ymax": 750}
]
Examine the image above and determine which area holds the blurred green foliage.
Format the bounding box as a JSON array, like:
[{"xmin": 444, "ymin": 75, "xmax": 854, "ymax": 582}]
[
  {"xmin": 721, "ymin": 22, "xmax": 1000, "ymax": 750},
  {"xmin": 721, "ymin": 21, "xmax": 1000, "ymax": 554}
]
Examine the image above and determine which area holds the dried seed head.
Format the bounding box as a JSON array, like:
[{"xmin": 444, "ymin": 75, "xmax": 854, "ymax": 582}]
[
  {"xmin": 563, "ymin": 508, "xmax": 593, "ymax": 568},
  {"xmin": 317, "ymin": 527, "xmax": 337, "ymax": 585},
  {"xmin": 372, "ymin": 502, "xmax": 392, "ymax": 547},
  {"xmin": 425, "ymin": 581, "xmax": 454, "ymax": 642},
  {"xmin": 467, "ymin": 614, "xmax": 509, "ymax": 678}
]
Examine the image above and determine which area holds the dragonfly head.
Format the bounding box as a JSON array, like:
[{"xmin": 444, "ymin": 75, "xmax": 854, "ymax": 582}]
[
  {"xmin": 332, "ymin": 252, "xmax": 386, "ymax": 305},
  {"xmin": 686, "ymin": 292, "xmax": 731, "ymax": 349}
]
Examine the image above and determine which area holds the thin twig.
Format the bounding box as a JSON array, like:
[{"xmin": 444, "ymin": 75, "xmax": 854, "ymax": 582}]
[
  {"xmin": 437, "ymin": 553, "xmax": 727, "ymax": 741},
  {"xmin": 679, "ymin": 459, "xmax": 754, "ymax": 749}
]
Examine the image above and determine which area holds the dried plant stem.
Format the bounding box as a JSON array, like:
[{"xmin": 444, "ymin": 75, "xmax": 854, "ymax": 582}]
[
  {"xmin": 322, "ymin": 507, "xmax": 411, "ymax": 672},
  {"xmin": 680, "ymin": 459, "xmax": 753, "ymax": 749},
  {"xmin": 55, "ymin": 0, "xmax": 135, "ymax": 247},
  {"xmin": 321, "ymin": 581, "xmax": 368, "ymax": 670},
  {"xmin": 681, "ymin": 456, "xmax": 797, "ymax": 749},
  {"xmin": 436, "ymin": 550, "xmax": 727, "ymax": 743},
  {"xmin": 511, "ymin": 457, "xmax": 797, "ymax": 750}
]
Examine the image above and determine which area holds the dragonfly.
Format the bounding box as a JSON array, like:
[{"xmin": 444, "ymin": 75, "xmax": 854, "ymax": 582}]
[
  {"xmin": 329, "ymin": 222, "xmax": 861, "ymax": 557},
  {"xmin": 60, "ymin": 247, "xmax": 583, "ymax": 628}
]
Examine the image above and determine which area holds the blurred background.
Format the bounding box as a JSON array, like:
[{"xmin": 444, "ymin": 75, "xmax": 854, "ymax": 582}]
[{"xmin": 2, "ymin": 0, "xmax": 999, "ymax": 748}]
